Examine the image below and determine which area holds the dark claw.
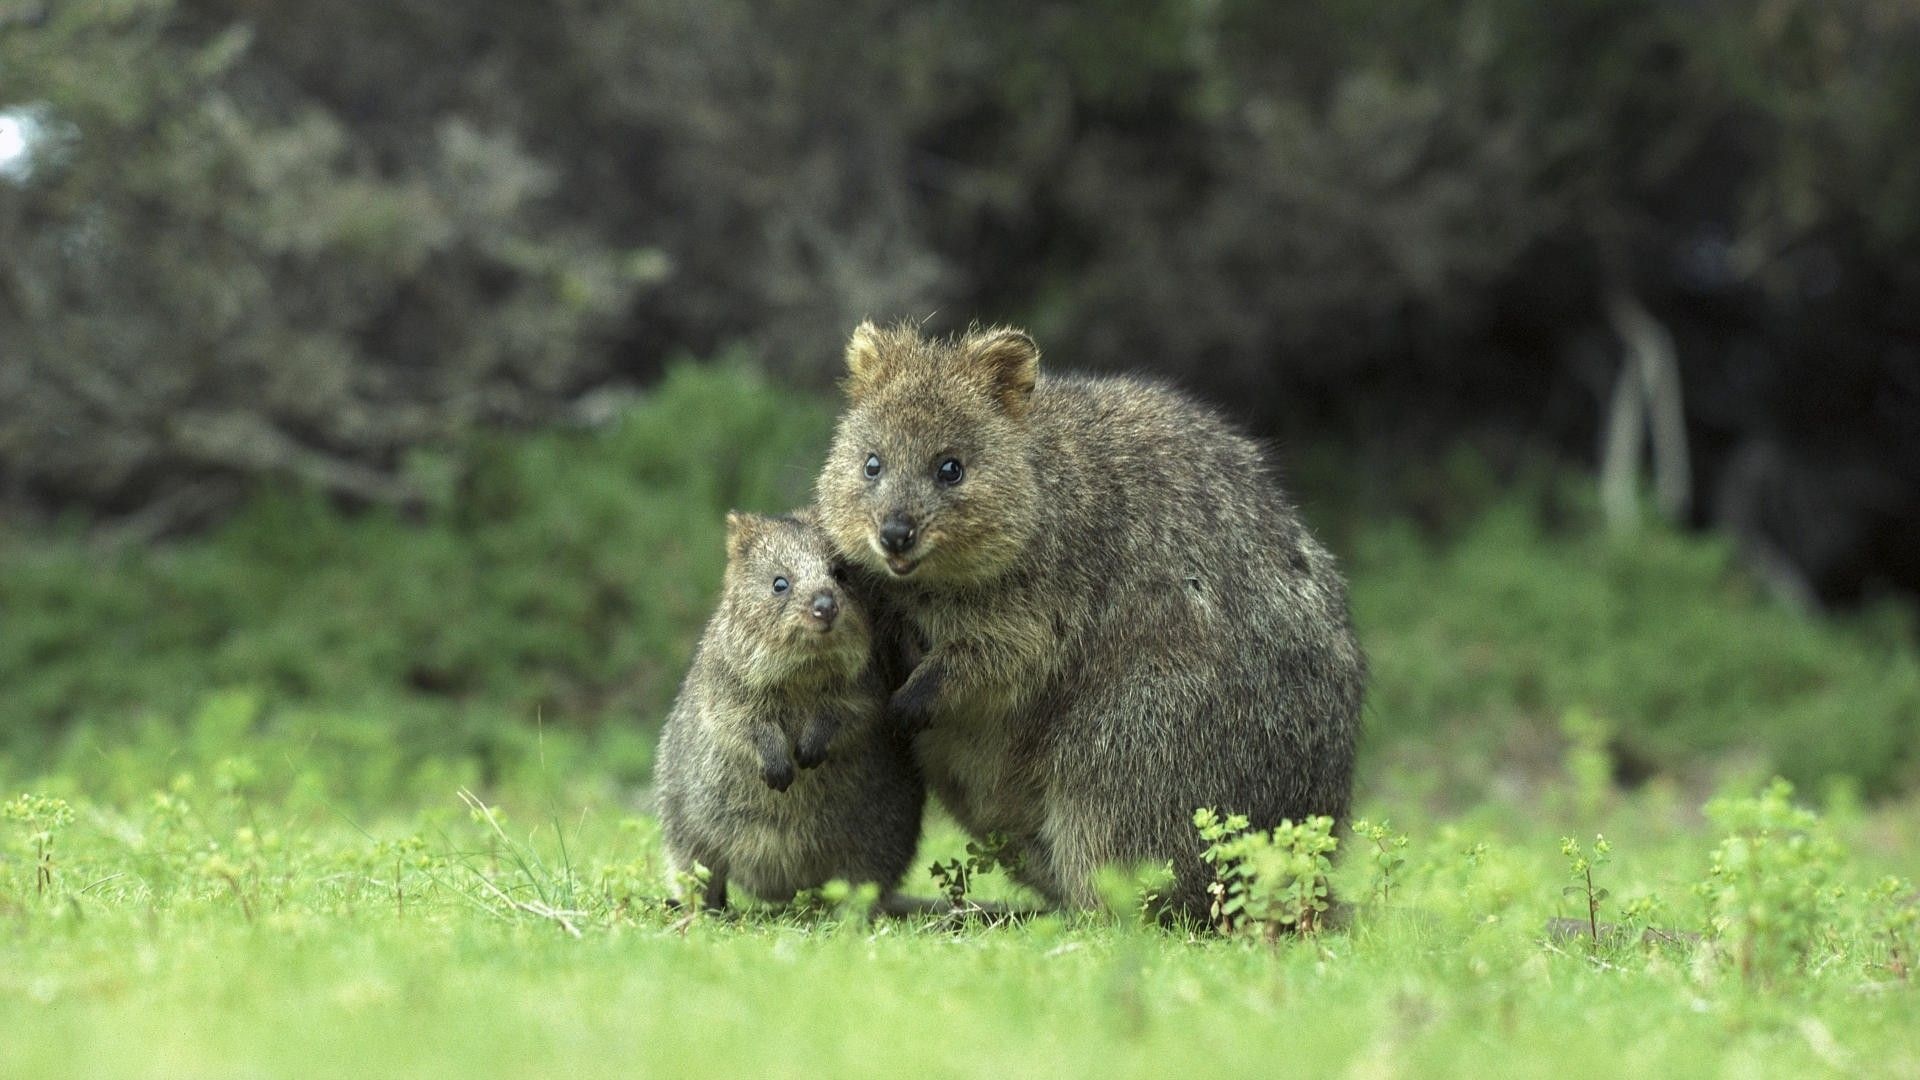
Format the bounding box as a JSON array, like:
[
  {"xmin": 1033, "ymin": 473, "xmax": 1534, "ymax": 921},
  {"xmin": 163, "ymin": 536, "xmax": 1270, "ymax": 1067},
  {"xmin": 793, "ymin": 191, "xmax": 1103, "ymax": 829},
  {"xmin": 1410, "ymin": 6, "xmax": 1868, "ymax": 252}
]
[
  {"xmin": 794, "ymin": 738, "xmax": 829, "ymax": 770},
  {"xmin": 761, "ymin": 758, "xmax": 796, "ymax": 792}
]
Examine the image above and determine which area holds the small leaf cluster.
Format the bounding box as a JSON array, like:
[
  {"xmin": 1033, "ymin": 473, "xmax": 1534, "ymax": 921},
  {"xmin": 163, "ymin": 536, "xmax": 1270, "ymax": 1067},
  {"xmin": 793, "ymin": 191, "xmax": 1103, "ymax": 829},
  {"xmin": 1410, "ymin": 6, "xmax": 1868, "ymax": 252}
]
[
  {"xmin": 1, "ymin": 792, "xmax": 74, "ymax": 837},
  {"xmin": 1351, "ymin": 818, "xmax": 1409, "ymax": 904},
  {"xmin": 3, "ymin": 793, "xmax": 76, "ymax": 895},
  {"xmin": 1695, "ymin": 779, "xmax": 1846, "ymax": 983},
  {"xmin": 927, "ymin": 832, "xmax": 1016, "ymax": 909},
  {"xmin": 1195, "ymin": 808, "xmax": 1338, "ymax": 939},
  {"xmin": 1560, "ymin": 833, "xmax": 1612, "ymax": 946},
  {"xmin": 1861, "ymin": 875, "xmax": 1918, "ymax": 981}
]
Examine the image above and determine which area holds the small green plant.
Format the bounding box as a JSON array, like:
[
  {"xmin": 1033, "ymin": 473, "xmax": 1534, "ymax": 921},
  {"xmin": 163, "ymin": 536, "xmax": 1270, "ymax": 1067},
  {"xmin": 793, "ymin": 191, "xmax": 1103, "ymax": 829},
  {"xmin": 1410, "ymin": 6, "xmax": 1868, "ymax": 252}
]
[
  {"xmin": 927, "ymin": 832, "xmax": 1016, "ymax": 910},
  {"xmin": 592, "ymin": 818, "xmax": 667, "ymax": 920},
  {"xmin": 1560, "ymin": 833, "xmax": 1612, "ymax": 947},
  {"xmin": 370, "ymin": 835, "xmax": 434, "ymax": 917},
  {"xmin": 670, "ymin": 862, "xmax": 714, "ymax": 914},
  {"xmin": 1196, "ymin": 808, "xmax": 1338, "ymax": 939},
  {"xmin": 925, "ymin": 858, "xmax": 970, "ymax": 908},
  {"xmin": 816, "ymin": 878, "xmax": 883, "ymax": 924},
  {"xmin": 1618, "ymin": 892, "xmax": 1672, "ymax": 945},
  {"xmin": 1351, "ymin": 818, "xmax": 1409, "ymax": 905},
  {"xmin": 1863, "ymin": 876, "xmax": 1917, "ymax": 981},
  {"xmin": 1093, "ymin": 861, "xmax": 1178, "ymax": 924},
  {"xmin": 454, "ymin": 790, "xmax": 586, "ymax": 936},
  {"xmin": 200, "ymin": 848, "xmax": 259, "ymax": 923},
  {"xmin": 3, "ymin": 793, "xmax": 76, "ymax": 896},
  {"xmin": 1695, "ymin": 778, "xmax": 1846, "ymax": 984}
]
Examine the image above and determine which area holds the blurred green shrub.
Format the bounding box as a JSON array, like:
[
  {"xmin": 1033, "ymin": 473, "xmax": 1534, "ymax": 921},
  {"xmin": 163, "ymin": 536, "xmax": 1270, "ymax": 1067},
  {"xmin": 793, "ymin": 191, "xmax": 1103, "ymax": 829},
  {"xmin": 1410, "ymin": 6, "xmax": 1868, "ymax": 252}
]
[
  {"xmin": 0, "ymin": 362, "xmax": 832, "ymax": 790},
  {"xmin": 4, "ymin": 366, "xmax": 1915, "ymax": 799},
  {"xmin": 1355, "ymin": 496, "xmax": 1920, "ymax": 793},
  {"xmin": 1696, "ymin": 778, "xmax": 1848, "ymax": 983},
  {"xmin": 0, "ymin": 0, "xmax": 650, "ymax": 523}
]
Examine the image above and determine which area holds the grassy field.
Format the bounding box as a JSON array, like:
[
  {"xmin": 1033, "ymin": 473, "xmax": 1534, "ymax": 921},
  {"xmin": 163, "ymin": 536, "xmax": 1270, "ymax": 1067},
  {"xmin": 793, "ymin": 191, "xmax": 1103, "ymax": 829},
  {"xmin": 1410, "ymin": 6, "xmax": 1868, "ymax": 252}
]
[
  {"xmin": 3, "ymin": 364, "xmax": 1918, "ymax": 1076},
  {"xmin": 4, "ymin": 768, "xmax": 1917, "ymax": 1078}
]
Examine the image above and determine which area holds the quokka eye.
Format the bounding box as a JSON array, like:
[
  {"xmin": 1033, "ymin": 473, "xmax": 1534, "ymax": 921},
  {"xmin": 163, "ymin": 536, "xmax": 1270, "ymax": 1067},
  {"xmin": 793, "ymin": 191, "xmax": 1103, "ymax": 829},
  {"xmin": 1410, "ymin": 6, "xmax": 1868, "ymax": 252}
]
[
  {"xmin": 772, "ymin": 576, "xmax": 790, "ymax": 595},
  {"xmin": 863, "ymin": 454, "xmax": 882, "ymax": 479},
  {"xmin": 936, "ymin": 458, "xmax": 965, "ymax": 486}
]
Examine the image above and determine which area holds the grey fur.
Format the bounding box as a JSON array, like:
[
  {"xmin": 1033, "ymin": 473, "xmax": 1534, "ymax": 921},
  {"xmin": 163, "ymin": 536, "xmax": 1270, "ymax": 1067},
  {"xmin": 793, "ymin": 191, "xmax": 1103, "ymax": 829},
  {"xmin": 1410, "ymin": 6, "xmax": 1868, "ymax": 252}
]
[
  {"xmin": 653, "ymin": 511, "xmax": 925, "ymax": 909},
  {"xmin": 815, "ymin": 322, "xmax": 1365, "ymax": 920}
]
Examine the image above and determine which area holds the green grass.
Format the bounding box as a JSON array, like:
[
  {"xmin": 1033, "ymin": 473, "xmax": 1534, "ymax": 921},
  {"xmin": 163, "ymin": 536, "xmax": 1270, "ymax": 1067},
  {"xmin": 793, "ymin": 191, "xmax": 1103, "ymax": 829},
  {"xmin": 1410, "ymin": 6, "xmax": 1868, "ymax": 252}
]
[
  {"xmin": 3, "ymin": 361, "xmax": 1919, "ymax": 1075},
  {"xmin": 3, "ymin": 767, "xmax": 1916, "ymax": 1078}
]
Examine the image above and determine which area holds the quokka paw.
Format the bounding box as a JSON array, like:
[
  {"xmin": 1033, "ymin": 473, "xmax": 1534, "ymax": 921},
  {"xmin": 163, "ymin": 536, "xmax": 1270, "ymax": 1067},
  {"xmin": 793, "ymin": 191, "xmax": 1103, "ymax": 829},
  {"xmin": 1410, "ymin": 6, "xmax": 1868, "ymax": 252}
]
[{"xmin": 761, "ymin": 758, "xmax": 797, "ymax": 792}]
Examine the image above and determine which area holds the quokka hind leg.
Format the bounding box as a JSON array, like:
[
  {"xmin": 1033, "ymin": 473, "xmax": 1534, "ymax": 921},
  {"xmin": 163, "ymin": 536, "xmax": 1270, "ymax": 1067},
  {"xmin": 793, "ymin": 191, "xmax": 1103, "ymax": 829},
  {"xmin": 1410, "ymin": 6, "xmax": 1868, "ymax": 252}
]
[
  {"xmin": 1041, "ymin": 793, "xmax": 1216, "ymax": 923},
  {"xmin": 701, "ymin": 869, "xmax": 730, "ymax": 912}
]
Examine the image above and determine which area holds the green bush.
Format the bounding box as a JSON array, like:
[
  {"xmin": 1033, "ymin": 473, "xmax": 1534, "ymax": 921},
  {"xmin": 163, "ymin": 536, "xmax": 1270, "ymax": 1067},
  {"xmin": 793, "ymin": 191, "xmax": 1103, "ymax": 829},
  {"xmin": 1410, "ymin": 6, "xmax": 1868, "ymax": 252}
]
[
  {"xmin": 1196, "ymin": 808, "xmax": 1338, "ymax": 938},
  {"xmin": 4, "ymin": 366, "xmax": 1915, "ymax": 800},
  {"xmin": 1354, "ymin": 498, "xmax": 1920, "ymax": 793},
  {"xmin": 1696, "ymin": 779, "xmax": 1847, "ymax": 983},
  {"xmin": 0, "ymin": 362, "xmax": 831, "ymax": 790},
  {"xmin": 0, "ymin": 0, "xmax": 647, "ymax": 518}
]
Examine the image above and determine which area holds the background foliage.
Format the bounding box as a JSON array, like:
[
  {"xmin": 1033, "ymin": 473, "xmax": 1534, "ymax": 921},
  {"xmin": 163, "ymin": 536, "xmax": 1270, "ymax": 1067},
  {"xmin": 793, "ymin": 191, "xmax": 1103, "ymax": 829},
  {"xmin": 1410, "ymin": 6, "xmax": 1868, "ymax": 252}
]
[
  {"xmin": 4, "ymin": 366, "xmax": 1916, "ymax": 798},
  {"xmin": 4, "ymin": 0, "xmax": 1918, "ymax": 606}
]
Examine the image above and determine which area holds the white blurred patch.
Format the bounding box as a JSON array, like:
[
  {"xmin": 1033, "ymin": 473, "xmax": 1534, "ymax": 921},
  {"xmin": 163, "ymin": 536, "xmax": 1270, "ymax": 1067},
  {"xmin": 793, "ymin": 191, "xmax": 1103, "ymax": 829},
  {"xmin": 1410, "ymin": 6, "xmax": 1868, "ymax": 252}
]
[{"xmin": 0, "ymin": 108, "xmax": 40, "ymax": 181}]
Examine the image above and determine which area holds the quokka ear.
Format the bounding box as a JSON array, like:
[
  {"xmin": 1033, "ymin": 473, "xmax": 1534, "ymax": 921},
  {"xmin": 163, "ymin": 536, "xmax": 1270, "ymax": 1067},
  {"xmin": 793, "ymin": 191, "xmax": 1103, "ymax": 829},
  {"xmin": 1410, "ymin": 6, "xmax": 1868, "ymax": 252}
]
[
  {"xmin": 724, "ymin": 510, "xmax": 767, "ymax": 561},
  {"xmin": 962, "ymin": 327, "xmax": 1040, "ymax": 418},
  {"xmin": 843, "ymin": 320, "xmax": 896, "ymax": 400}
]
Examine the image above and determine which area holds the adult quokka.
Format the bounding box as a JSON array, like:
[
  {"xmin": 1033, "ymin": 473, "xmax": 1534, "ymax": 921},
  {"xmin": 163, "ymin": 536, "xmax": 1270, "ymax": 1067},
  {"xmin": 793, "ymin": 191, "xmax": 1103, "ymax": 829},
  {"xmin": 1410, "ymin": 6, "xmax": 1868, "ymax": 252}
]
[{"xmin": 815, "ymin": 322, "xmax": 1364, "ymax": 920}]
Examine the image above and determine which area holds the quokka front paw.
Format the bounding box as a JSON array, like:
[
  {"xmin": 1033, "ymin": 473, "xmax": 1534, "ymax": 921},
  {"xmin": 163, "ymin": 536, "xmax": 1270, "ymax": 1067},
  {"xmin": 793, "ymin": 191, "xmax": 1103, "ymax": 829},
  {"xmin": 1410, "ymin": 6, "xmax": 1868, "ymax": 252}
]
[
  {"xmin": 761, "ymin": 757, "xmax": 797, "ymax": 792},
  {"xmin": 793, "ymin": 736, "xmax": 830, "ymax": 770},
  {"xmin": 887, "ymin": 677, "xmax": 940, "ymax": 735}
]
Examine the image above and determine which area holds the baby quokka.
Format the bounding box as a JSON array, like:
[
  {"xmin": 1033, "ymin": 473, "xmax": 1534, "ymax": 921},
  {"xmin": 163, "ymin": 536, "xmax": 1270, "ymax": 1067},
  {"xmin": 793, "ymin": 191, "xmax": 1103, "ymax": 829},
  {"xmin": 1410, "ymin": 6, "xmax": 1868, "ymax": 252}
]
[{"xmin": 653, "ymin": 511, "xmax": 922, "ymax": 910}]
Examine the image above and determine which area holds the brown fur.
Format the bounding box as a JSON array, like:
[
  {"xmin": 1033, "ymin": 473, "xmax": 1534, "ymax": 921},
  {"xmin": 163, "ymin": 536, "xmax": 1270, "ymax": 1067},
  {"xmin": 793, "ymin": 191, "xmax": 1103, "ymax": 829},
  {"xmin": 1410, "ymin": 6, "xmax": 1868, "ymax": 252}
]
[
  {"xmin": 653, "ymin": 511, "xmax": 924, "ymax": 909},
  {"xmin": 815, "ymin": 322, "xmax": 1365, "ymax": 919}
]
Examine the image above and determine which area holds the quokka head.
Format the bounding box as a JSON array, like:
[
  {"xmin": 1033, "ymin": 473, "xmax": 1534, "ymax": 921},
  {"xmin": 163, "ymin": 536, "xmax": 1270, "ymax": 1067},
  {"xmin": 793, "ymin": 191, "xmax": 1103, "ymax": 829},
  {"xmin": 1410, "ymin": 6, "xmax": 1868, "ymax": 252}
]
[
  {"xmin": 715, "ymin": 511, "xmax": 871, "ymax": 686},
  {"xmin": 816, "ymin": 321, "xmax": 1043, "ymax": 586}
]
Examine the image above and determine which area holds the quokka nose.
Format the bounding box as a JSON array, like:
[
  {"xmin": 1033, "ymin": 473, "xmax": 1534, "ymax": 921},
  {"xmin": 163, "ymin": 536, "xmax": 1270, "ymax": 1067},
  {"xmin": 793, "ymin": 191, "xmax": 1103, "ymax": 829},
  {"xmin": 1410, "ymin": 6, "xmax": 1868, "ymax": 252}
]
[
  {"xmin": 879, "ymin": 516, "xmax": 918, "ymax": 555},
  {"xmin": 808, "ymin": 591, "xmax": 839, "ymax": 626}
]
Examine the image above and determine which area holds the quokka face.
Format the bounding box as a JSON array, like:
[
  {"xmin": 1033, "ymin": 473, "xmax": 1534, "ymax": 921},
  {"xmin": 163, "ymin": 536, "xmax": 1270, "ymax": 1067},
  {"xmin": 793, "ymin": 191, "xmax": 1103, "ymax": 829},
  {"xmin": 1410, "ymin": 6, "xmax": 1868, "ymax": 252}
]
[
  {"xmin": 816, "ymin": 322, "xmax": 1044, "ymax": 587},
  {"xmin": 714, "ymin": 512, "xmax": 870, "ymax": 687}
]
